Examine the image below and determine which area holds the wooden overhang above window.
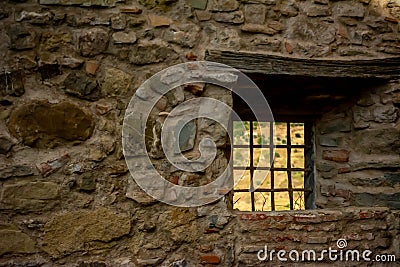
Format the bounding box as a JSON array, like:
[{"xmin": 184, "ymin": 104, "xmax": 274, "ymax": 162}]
[{"xmin": 206, "ymin": 50, "xmax": 400, "ymax": 122}]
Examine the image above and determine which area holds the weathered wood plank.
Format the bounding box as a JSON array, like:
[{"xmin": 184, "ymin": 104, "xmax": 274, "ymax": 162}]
[{"xmin": 205, "ymin": 50, "xmax": 400, "ymax": 79}]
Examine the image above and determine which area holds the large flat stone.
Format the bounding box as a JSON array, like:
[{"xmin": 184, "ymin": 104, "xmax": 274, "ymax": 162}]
[
  {"xmin": 0, "ymin": 165, "xmax": 34, "ymax": 179},
  {"xmin": 43, "ymin": 208, "xmax": 131, "ymax": 257},
  {"xmin": 351, "ymin": 193, "xmax": 400, "ymax": 209},
  {"xmin": 0, "ymin": 223, "xmax": 36, "ymax": 256},
  {"xmin": 0, "ymin": 181, "xmax": 59, "ymax": 211},
  {"xmin": 353, "ymin": 128, "xmax": 400, "ymax": 154},
  {"xmin": 8, "ymin": 101, "xmax": 95, "ymax": 148}
]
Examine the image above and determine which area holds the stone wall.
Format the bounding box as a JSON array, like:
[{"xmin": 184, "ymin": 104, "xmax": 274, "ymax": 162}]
[{"xmin": 0, "ymin": 0, "xmax": 399, "ymax": 266}]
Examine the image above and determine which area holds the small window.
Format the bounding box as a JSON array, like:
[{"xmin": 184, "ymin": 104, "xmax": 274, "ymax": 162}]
[{"xmin": 232, "ymin": 121, "xmax": 315, "ymax": 211}]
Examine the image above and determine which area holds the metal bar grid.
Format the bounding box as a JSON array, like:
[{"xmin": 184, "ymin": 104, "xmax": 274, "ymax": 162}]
[{"xmin": 233, "ymin": 121, "xmax": 309, "ymax": 211}]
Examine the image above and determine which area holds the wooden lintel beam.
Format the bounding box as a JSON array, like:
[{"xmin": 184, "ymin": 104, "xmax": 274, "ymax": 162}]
[{"xmin": 205, "ymin": 50, "xmax": 400, "ymax": 79}]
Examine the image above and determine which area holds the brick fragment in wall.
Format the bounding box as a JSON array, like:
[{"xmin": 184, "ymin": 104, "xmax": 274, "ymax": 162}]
[
  {"xmin": 37, "ymin": 154, "xmax": 71, "ymax": 177},
  {"xmin": 322, "ymin": 149, "xmax": 350, "ymax": 162}
]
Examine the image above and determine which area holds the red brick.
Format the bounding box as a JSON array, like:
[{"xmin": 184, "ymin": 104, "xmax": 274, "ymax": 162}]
[
  {"xmin": 385, "ymin": 16, "xmax": 398, "ymax": 23},
  {"xmin": 169, "ymin": 175, "xmax": 179, "ymax": 185},
  {"xmin": 204, "ymin": 227, "xmax": 220, "ymax": 234},
  {"xmin": 85, "ymin": 60, "xmax": 98, "ymax": 75},
  {"xmin": 322, "ymin": 149, "xmax": 350, "ymax": 162},
  {"xmin": 185, "ymin": 51, "xmax": 198, "ymax": 61},
  {"xmin": 200, "ymin": 255, "xmax": 220, "ymax": 265},
  {"xmin": 293, "ymin": 214, "xmax": 322, "ymax": 223},
  {"xmin": 359, "ymin": 211, "xmax": 373, "ymax": 219},
  {"xmin": 285, "ymin": 41, "xmax": 293, "ymax": 54},
  {"xmin": 338, "ymin": 167, "xmax": 351, "ymax": 174},
  {"xmin": 334, "ymin": 189, "xmax": 351, "ymax": 200}
]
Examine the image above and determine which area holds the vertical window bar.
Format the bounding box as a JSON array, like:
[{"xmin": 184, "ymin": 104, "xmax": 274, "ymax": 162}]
[
  {"xmin": 287, "ymin": 122, "xmax": 294, "ymax": 210},
  {"xmin": 270, "ymin": 121, "xmax": 275, "ymax": 211},
  {"xmin": 249, "ymin": 121, "xmax": 255, "ymax": 211}
]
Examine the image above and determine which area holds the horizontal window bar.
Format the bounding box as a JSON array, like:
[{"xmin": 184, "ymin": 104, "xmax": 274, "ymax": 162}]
[
  {"xmin": 233, "ymin": 167, "xmax": 305, "ymax": 171},
  {"xmin": 234, "ymin": 188, "xmax": 310, "ymax": 193},
  {"xmin": 233, "ymin": 144, "xmax": 306, "ymax": 149}
]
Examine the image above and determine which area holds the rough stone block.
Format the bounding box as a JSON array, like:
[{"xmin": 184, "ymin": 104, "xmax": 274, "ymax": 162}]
[
  {"xmin": 0, "ymin": 181, "xmax": 59, "ymax": 211},
  {"xmin": 319, "ymin": 118, "xmax": 351, "ymax": 134},
  {"xmin": 7, "ymin": 24, "xmax": 37, "ymax": 50},
  {"xmin": 16, "ymin": 11, "xmax": 53, "ymax": 24},
  {"xmin": 353, "ymin": 128, "xmax": 400, "ymax": 154},
  {"xmin": 101, "ymin": 67, "xmax": 132, "ymax": 96},
  {"xmin": 319, "ymin": 136, "xmax": 339, "ymax": 147},
  {"xmin": 164, "ymin": 23, "xmax": 200, "ymax": 48},
  {"xmin": 333, "ymin": 1, "xmax": 365, "ymax": 18},
  {"xmin": 190, "ymin": 0, "xmax": 208, "ymax": 9},
  {"xmin": 244, "ymin": 4, "xmax": 266, "ymax": 24},
  {"xmin": 351, "ymin": 193, "xmax": 400, "ymax": 209},
  {"xmin": 43, "ymin": 208, "xmax": 131, "ymax": 257},
  {"xmin": 64, "ymin": 71, "xmax": 99, "ymax": 100},
  {"xmin": 126, "ymin": 177, "xmax": 158, "ymax": 204},
  {"xmin": 76, "ymin": 28, "xmax": 109, "ymax": 57},
  {"xmin": 286, "ymin": 16, "xmax": 335, "ymax": 44},
  {"xmin": 195, "ymin": 10, "xmax": 212, "ymax": 21},
  {"xmin": 209, "ymin": 0, "xmax": 239, "ymax": 11},
  {"xmin": 112, "ymin": 31, "xmax": 137, "ymax": 44},
  {"xmin": 0, "ymin": 135, "xmax": 15, "ymax": 154},
  {"xmin": 0, "ymin": 165, "xmax": 34, "ymax": 179},
  {"xmin": 129, "ymin": 42, "xmax": 175, "ymax": 65},
  {"xmin": 305, "ymin": 4, "xmax": 331, "ymax": 17},
  {"xmin": 213, "ymin": 11, "xmax": 244, "ymax": 24},
  {"xmin": 0, "ymin": 223, "xmax": 36, "ymax": 256},
  {"xmin": 148, "ymin": 14, "xmax": 171, "ymax": 27},
  {"xmin": 8, "ymin": 101, "xmax": 95, "ymax": 148}
]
